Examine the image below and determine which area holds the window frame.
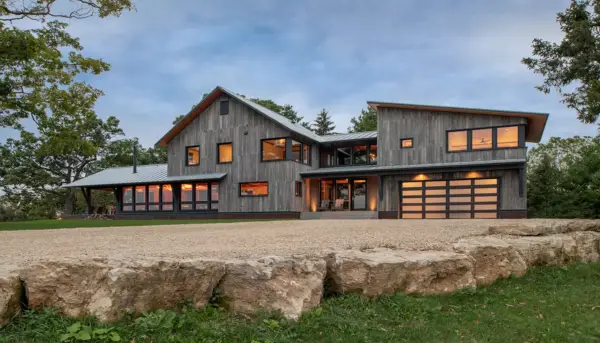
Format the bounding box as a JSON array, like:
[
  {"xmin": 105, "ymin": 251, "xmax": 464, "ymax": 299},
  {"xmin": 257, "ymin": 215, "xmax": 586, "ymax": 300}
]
[
  {"xmin": 120, "ymin": 184, "xmax": 174, "ymax": 212},
  {"xmin": 185, "ymin": 145, "xmax": 200, "ymax": 166},
  {"xmin": 400, "ymin": 138, "xmax": 414, "ymax": 149},
  {"xmin": 239, "ymin": 181, "xmax": 269, "ymax": 197},
  {"xmin": 446, "ymin": 125, "xmax": 524, "ymax": 153},
  {"xmin": 295, "ymin": 181, "xmax": 302, "ymax": 197},
  {"xmin": 260, "ymin": 137, "xmax": 312, "ymax": 165},
  {"xmin": 220, "ymin": 100, "xmax": 229, "ymax": 115},
  {"xmin": 261, "ymin": 137, "xmax": 287, "ymax": 162},
  {"xmin": 217, "ymin": 142, "xmax": 233, "ymax": 164},
  {"xmin": 180, "ymin": 181, "xmax": 219, "ymax": 211}
]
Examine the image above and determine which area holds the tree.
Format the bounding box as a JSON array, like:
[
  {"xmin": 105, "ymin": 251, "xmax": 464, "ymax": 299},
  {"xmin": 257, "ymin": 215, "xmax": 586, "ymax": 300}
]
[
  {"xmin": 348, "ymin": 108, "xmax": 377, "ymax": 132},
  {"xmin": 313, "ymin": 109, "xmax": 335, "ymax": 135},
  {"xmin": 522, "ymin": 0, "xmax": 600, "ymax": 123},
  {"xmin": 250, "ymin": 98, "xmax": 312, "ymax": 127}
]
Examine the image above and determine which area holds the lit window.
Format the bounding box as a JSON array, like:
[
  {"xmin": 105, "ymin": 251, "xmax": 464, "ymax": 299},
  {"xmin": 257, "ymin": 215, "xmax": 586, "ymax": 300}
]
[
  {"xmin": 218, "ymin": 143, "xmax": 233, "ymax": 163},
  {"xmin": 162, "ymin": 184, "xmax": 173, "ymax": 211},
  {"xmin": 148, "ymin": 185, "xmax": 160, "ymax": 203},
  {"xmin": 181, "ymin": 184, "xmax": 193, "ymax": 202},
  {"xmin": 211, "ymin": 183, "xmax": 219, "ymax": 210},
  {"xmin": 303, "ymin": 144, "xmax": 310, "ymax": 164},
  {"xmin": 497, "ymin": 126, "xmax": 519, "ymax": 148},
  {"xmin": 122, "ymin": 186, "xmax": 133, "ymax": 212},
  {"xmin": 353, "ymin": 145, "xmax": 368, "ymax": 164},
  {"xmin": 448, "ymin": 131, "xmax": 468, "ymax": 151},
  {"xmin": 295, "ymin": 181, "xmax": 302, "ymax": 197},
  {"xmin": 135, "ymin": 186, "xmax": 146, "ymax": 211},
  {"xmin": 240, "ymin": 182, "xmax": 268, "ymax": 196},
  {"xmin": 472, "ymin": 129, "xmax": 492, "ymax": 150},
  {"xmin": 291, "ymin": 140, "xmax": 302, "ymax": 162},
  {"xmin": 186, "ymin": 146, "xmax": 200, "ymax": 166},
  {"xmin": 369, "ymin": 145, "xmax": 377, "ymax": 164},
  {"xmin": 401, "ymin": 138, "xmax": 413, "ymax": 148},
  {"xmin": 262, "ymin": 139, "xmax": 286, "ymax": 161}
]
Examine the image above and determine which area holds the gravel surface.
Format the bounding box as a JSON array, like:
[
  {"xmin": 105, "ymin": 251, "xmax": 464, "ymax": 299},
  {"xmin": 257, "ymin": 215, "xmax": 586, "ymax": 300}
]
[{"xmin": 0, "ymin": 219, "xmax": 566, "ymax": 266}]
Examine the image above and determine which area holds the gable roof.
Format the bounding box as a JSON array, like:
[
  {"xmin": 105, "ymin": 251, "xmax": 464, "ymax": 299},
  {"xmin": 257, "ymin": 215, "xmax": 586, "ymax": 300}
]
[
  {"xmin": 367, "ymin": 101, "xmax": 549, "ymax": 143},
  {"xmin": 156, "ymin": 86, "xmax": 322, "ymax": 147}
]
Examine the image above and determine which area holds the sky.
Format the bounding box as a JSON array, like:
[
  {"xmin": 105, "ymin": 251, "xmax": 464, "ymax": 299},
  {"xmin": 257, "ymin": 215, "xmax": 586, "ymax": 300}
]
[{"xmin": 2, "ymin": 0, "xmax": 599, "ymax": 147}]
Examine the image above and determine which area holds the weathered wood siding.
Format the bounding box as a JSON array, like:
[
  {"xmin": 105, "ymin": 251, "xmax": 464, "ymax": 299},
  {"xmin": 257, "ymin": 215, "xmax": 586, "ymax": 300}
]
[
  {"xmin": 377, "ymin": 108, "xmax": 527, "ymax": 166},
  {"xmin": 167, "ymin": 95, "xmax": 315, "ymax": 212},
  {"xmin": 379, "ymin": 169, "xmax": 525, "ymax": 212}
]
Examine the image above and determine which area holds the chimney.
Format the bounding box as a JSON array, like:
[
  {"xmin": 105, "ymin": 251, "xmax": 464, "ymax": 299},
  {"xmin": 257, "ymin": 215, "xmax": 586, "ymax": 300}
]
[{"xmin": 132, "ymin": 143, "xmax": 138, "ymax": 174}]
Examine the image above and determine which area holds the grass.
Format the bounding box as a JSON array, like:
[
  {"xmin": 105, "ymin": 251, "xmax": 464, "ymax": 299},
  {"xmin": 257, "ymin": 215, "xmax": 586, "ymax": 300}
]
[
  {"xmin": 2, "ymin": 263, "xmax": 600, "ymax": 343},
  {"xmin": 0, "ymin": 219, "xmax": 291, "ymax": 231}
]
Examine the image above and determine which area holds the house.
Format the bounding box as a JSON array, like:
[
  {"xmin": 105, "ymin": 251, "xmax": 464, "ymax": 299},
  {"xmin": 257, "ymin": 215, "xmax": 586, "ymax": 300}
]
[{"xmin": 64, "ymin": 86, "xmax": 548, "ymax": 219}]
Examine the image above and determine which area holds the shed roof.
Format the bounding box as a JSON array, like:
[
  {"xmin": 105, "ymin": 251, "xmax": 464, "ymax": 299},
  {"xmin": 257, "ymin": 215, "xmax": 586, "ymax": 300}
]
[
  {"xmin": 319, "ymin": 131, "xmax": 377, "ymax": 143},
  {"xmin": 63, "ymin": 164, "xmax": 226, "ymax": 188}
]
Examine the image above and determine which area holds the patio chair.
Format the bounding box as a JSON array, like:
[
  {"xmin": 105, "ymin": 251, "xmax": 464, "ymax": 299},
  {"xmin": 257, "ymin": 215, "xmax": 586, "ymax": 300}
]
[
  {"xmin": 333, "ymin": 199, "xmax": 345, "ymax": 211},
  {"xmin": 318, "ymin": 200, "xmax": 331, "ymax": 211}
]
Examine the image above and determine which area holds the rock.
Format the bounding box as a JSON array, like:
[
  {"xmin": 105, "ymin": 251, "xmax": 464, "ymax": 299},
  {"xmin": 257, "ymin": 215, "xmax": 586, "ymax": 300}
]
[
  {"xmin": 0, "ymin": 267, "xmax": 21, "ymax": 327},
  {"xmin": 20, "ymin": 258, "xmax": 226, "ymax": 322},
  {"xmin": 500, "ymin": 235, "xmax": 577, "ymax": 267},
  {"xmin": 453, "ymin": 237, "xmax": 528, "ymax": 286},
  {"xmin": 489, "ymin": 219, "xmax": 600, "ymax": 236},
  {"xmin": 219, "ymin": 256, "xmax": 326, "ymax": 320},
  {"xmin": 326, "ymin": 249, "xmax": 475, "ymax": 297},
  {"xmin": 569, "ymin": 231, "xmax": 600, "ymax": 263}
]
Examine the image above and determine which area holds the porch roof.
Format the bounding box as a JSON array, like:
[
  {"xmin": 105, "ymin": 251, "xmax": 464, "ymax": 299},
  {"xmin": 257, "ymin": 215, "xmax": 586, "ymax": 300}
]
[
  {"xmin": 62, "ymin": 164, "xmax": 227, "ymax": 188},
  {"xmin": 299, "ymin": 159, "xmax": 527, "ymax": 177}
]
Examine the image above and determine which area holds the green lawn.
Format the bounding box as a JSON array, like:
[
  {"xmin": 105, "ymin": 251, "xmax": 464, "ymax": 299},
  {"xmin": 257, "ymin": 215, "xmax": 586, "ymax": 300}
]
[
  {"xmin": 2, "ymin": 263, "xmax": 600, "ymax": 343},
  {"xmin": 0, "ymin": 219, "xmax": 289, "ymax": 231}
]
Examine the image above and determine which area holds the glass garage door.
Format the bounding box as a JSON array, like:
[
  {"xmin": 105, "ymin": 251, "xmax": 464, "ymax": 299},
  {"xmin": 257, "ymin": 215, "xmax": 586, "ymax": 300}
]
[{"xmin": 400, "ymin": 178, "xmax": 499, "ymax": 219}]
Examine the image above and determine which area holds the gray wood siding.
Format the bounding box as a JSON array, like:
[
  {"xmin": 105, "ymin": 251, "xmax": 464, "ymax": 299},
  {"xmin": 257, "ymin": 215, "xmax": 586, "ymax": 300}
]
[
  {"xmin": 379, "ymin": 169, "xmax": 525, "ymax": 212},
  {"xmin": 167, "ymin": 95, "xmax": 315, "ymax": 212},
  {"xmin": 377, "ymin": 108, "xmax": 527, "ymax": 166}
]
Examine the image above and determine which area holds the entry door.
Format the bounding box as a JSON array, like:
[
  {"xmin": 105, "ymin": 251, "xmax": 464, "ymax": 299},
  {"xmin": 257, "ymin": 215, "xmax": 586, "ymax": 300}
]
[
  {"xmin": 400, "ymin": 178, "xmax": 499, "ymax": 219},
  {"xmin": 351, "ymin": 179, "xmax": 367, "ymax": 210}
]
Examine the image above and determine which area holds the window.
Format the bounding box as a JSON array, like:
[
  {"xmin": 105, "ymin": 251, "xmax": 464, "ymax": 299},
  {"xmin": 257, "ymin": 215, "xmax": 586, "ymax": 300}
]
[
  {"xmin": 148, "ymin": 185, "xmax": 160, "ymax": 211},
  {"xmin": 320, "ymin": 148, "xmax": 335, "ymax": 167},
  {"xmin": 337, "ymin": 147, "xmax": 351, "ymax": 166},
  {"xmin": 353, "ymin": 145, "xmax": 368, "ymax": 164},
  {"xmin": 180, "ymin": 182, "xmax": 219, "ymax": 211},
  {"xmin": 195, "ymin": 183, "xmax": 209, "ymax": 210},
  {"xmin": 211, "ymin": 183, "xmax": 219, "ymax": 210},
  {"xmin": 448, "ymin": 131, "xmax": 468, "ymax": 151},
  {"xmin": 262, "ymin": 138, "xmax": 286, "ymax": 161},
  {"xmin": 369, "ymin": 145, "xmax": 377, "ymax": 164},
  {"xmin": 497, "ymin": 126, "xmax": 519, "ymax": 148},
  {"xmin": 186, "ymin": 146, "xmax": 200, "ymax": 166},
  {"xmin": 472, "ymin": 128, "xmax": 492, "ymax": 150},
  {"xmin": 135, "ymin": 186, "xmax": 146, "ymax": 211},
  {"xmin": 218, "ymin": 143, "xmax": 233, "ymax": 163},
  {"xmin": 291, "ymin": 140, "xmax": 302, "ymax": 162},
  {"xmin": 162, "ymin": 185, "xmax": 173, "ymax": 211},
  {"xmin": 181, "ymin": 184, "xmax": 193, "ymax": 210},
  {"xmin": 401, "ymin": 138, "xmax": 413, "ymax": 148},
  {"xmin": 121, "ymin": 185, "xmax": 173, "ymax": 212},
  {"xmin": 220, "ymin": 100, "xmax": 229, "ymax": 115},
  {"xmin": 240, "ymin": 182, "xmax": 268, "ymax": 196},
  {"xmin": 122, "ymin": 187, "xmax": 133, "ymax": 212},
  {"xmin": 295, "ymin": 181, "xmax": 302, "ymax": 197},
  {"xmin": 303, "ymin": 144, "xmax": 310, "ymax": 164}
]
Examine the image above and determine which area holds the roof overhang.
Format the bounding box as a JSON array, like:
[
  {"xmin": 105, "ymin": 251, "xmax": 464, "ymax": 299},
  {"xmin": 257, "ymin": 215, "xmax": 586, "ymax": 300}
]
[{"xmin": 367, "ymin": 101, "xmax": 549, "ymax": 143}]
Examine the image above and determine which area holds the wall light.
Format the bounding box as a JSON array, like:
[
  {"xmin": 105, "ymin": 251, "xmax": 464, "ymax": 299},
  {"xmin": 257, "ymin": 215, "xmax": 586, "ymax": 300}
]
[
  {"xmin": 413, "ymin": 174, "xmax": 429, "ymax": 181},
  {"xmin": 466, "ymin": 171, "xmax": 483, "ymax": 179}
]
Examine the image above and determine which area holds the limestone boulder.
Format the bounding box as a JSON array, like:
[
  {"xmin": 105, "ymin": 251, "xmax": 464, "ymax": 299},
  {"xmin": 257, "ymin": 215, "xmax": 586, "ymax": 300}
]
[
  {"xmin": 453, "ymin": 236, "xmax": 528, "ymax": 286},
  {"xmin": 326, "ymin": 249, "xmax": 475, "ymax": 298},
  {"xmin": 219, "ymin": 256, "xmax": 326, "ymax": 320},
  {"xmin": 499, "ymin": 235, "xmax": 577, "ymax": 267},
  {"xmin": 20, "ymin": 258, "xmax": 226, "ymax": 322},
  {"xmin": 569, "ymin": 231, "xmax": 600, "ymax": 263},
  {"xmin": 0, "ymin": 267, "xmax": 21, "ymax": 327},
  {"xmin": 489, "ymin": 219, "xmax": 600, "ymax": 236}
]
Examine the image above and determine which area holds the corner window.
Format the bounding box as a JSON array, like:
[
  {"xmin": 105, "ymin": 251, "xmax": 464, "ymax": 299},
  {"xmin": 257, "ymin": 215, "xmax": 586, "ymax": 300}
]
[
  {"xmin": 401, "ymin": 138, "xmax": 413, "ymax": 149},
  {"xmin": 186, "ymin": 146, "xmax": 200, "ymax": 166},
  {"xmin": 303, "ymin": 144, "xmax": 310, "ymax": 164},
  {"xmin": 369, "ymin": 145, "xmax": 377, "ymax": 164},
  {"xmin": 472, "ymin": 129, "xmax": 492, "ymax": 150},
  {"xmin": 218, "ymin": 143, "xmax": 233, "ymax": 163},
  {"xmin": 337, "ymin": 147, "xmax": 351, "ymax": 166},
  {"xmin": 497, "ymin": 126, "xmax": 519, "ymax": 148},
  {"xmin": 353, "ymin": 145, "xmax": 368, "ymax": 164},
  {"xmin": 448, "ymin": 131, "xmax": 468, "ymax": 152},
  {"xmin": 240, "ymin": 182, "xmax": 268, "ymax": 196},
  {"xmin": 262, "ymin": 138, "xmax": 286, "ymax": 161},
  {"xmin": 291, "ymin": 140, "xmax": 302, "ymax": 162},
  {"xmin": 295, "ymin": 181, "xmax": 302, "ymax": 197},
  {"xmin": 220, "ymin": 100, "xmax": 229, "ymax": 115}
]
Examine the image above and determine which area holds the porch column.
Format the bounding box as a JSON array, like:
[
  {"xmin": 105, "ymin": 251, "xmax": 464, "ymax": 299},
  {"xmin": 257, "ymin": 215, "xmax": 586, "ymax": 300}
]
[{"xmin": 80, "ymin": 187, "xmax": 93, "ymax": 215}]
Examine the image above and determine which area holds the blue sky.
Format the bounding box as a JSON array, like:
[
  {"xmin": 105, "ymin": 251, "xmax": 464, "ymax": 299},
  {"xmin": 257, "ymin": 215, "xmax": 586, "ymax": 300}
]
[{"xmin": 3, "ymin": 0, "xmax": 598, "ymax": 147}]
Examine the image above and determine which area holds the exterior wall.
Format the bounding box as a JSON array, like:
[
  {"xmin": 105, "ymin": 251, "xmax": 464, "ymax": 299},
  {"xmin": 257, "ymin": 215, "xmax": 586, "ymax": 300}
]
[
  {"xmin": 366, "ymin": 176, "xmax": 379, "ymax": 211},
  {"xmin": 379, "ymin": 169, "xmax": 525, "ymax": 213},
  {"xmin": 167, "ymin": 95, "xmax": 316, "ymax": 212},
  {"xmin": 377, "ymin": 108, "xmax": 527, "ymax": 166}
]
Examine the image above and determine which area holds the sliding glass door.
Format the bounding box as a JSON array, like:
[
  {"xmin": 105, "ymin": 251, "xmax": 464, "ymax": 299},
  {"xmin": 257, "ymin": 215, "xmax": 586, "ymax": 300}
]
[{"xmin": 351, "ymin": 179, "xmax": 367, "ymax": 210}]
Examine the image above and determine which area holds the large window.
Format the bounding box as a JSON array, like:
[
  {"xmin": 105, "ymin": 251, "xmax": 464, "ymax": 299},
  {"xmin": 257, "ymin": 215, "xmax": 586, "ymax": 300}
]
[
  {"xmin": 121, "ymin": 184, "xmax": 174, "ymax": 212},
  {"xmin": 218, "ymin": 143, "xmax": 233, "ymax": 163},
  {"xmin": 240, "ymin": 182, "xmax": 268, "ymax": 196},
  {"xmin": 369, "ymin": 144, "xmax": 377, "ymax": 164},
  {"xmin": 320, "ymin": 148, "xmax": 335, "ymax": 167},
  {"xmin": 291, "ymin": 140, "xmax": 302, "ymax": 162},
  {"xmin": 180, "ymin": 182, "xmax": 219, "ymax": 211},
  {"xmin": 337, "ymin": 147, "xmax": 351, "ymax": 166},
  {"xmin": 353, "ymin": 145, "xmax": 368, "ymax": 164},
  {"xmin": 448, "ymin": 126, "xmax": 522, "ymax": 152},
  {"xmin": 303, "ymin": 144, "xmax": 310, "ymax": 164},
  {"xmin": 319, "ymin": 144, "xmax": 377, "ymax": 167},
  {"xmin": 186, "ymin": 146, "xmax": 200, "ymax": 166},
  {"xmin": 262, "ymin": 138, "xmax": 286, "ymax": 161}
]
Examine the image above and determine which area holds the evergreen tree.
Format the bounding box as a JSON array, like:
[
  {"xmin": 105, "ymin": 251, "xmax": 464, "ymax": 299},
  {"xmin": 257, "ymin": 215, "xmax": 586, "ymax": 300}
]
[
  {"xmin": 348, "ymin": 108, "xmax": 377, "ymax": 132},
  {"xmin": 313, "ymin": 109, "xmax": 336, "ymax": 135}
]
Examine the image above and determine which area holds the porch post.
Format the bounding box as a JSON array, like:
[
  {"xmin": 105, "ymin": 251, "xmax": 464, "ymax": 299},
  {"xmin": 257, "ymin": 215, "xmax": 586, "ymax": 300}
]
[{"xmin": 80, "ymin": 187, "xmax": 93, "ymax": 215}]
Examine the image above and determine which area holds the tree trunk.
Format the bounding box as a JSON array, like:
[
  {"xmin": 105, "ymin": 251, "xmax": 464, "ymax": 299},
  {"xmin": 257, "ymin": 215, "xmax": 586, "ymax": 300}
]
[{"xmin": 64, "ymin": 188, "xmax": 75, "ymax": 215}]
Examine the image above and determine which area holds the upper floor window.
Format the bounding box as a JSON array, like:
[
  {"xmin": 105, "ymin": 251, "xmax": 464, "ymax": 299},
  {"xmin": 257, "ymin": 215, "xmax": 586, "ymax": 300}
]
[
  {"xmin": 291, "ymin": 140, "xmax": 302, "ymax": 162},
  {"xmin": 218, "ymin": 143, "xmax": 233, "ymax": 163},
  {"xmin": 262, "ymin": 138, "xmax": 286, "ymax": 161},
  {"xmin": 337, "ymin": 147, "xmax": 351, "ymax": 166},
  {"xmin": 220, "ymin": 100, "xmax": 229, "ymax": 115},
  {"xmin": 369, "ymin": 144, "xmax": 377, "ymax": 164},
  {"xmin": 186, "ymin": 146, "xmax": 200, "ymax": 166},
  {"xmin": 240, "ymin": 182, "xmax": 268, "ymax": 196},
  {"xmin": 447, "ymin": 126, "xmax": 522, "ymax": 152},
  {"xmin": 353, "ymin": 145, "xmax": 368, "ymax": 164},
  {"xmin": 401, "ymin": 138, "xmax": 413, "ymax": 149},
  {"xmin": 303, "ymin": 144, "xmax": 310, "ymax": 164}
]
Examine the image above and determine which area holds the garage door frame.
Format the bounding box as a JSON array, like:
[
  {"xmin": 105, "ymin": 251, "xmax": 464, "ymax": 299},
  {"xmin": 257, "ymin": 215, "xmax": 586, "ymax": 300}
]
[{"xmin": 398, "ymin": 177, "xmax": 501, "ymax": 219}]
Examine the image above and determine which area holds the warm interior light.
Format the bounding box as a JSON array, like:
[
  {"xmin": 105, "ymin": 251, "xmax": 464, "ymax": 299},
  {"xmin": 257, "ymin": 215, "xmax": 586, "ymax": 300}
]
[
  {"xmin": 466, "ymin": 171, "xmax": 483, "ymax": 178},
  {"xmin": 413, "ymin": 174, "xmax": 429, "ymax": 181}
]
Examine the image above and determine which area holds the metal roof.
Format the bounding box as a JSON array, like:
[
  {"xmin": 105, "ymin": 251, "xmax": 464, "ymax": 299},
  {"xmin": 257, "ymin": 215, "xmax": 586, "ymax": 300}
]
[
  {"xmin": 300, "ymin": 159, "xmax": 527, "ymax": 177},
  {"xmin": 318, "ymin": 131, "xmax": 377, "ymax": 143},
  {"xmin": 63, "ymin": 164, "xmax": 227, "ymax": 188}
]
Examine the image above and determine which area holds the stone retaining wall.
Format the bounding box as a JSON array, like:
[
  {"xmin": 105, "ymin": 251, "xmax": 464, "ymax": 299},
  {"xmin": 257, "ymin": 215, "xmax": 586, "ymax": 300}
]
[{"xmin": 1, "ymin": 220, "xmax": 599, "ymax": 326}]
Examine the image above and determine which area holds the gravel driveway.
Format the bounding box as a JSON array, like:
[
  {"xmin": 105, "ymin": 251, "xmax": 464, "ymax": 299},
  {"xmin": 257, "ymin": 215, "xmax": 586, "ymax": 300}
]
[{"xmin": 0, "ymin": 219, "xmax": 560, "ymax": 266}]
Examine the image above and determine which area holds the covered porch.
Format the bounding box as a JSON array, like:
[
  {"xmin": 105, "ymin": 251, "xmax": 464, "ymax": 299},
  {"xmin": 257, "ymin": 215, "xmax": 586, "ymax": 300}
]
[{"xmin": 302, "ymin": 176, "xmax": 379, "ymax": 213}]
